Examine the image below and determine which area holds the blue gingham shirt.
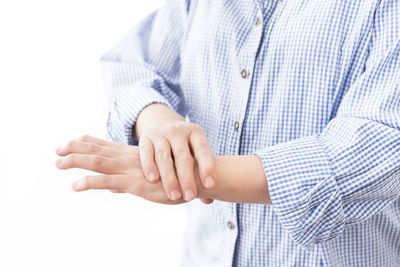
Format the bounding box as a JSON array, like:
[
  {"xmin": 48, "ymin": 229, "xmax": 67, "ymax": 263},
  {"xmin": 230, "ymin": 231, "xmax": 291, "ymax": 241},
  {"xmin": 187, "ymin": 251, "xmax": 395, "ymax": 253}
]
[{"xmin": 100, "ymin": 0, "xmax": 400, "ymax": 266}]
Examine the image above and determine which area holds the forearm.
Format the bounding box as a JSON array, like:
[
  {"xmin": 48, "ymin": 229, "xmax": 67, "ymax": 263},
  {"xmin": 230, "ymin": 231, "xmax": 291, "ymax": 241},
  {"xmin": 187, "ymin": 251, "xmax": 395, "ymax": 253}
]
[{"xmin": 198, "ymin": 155, "xmax": 272, "ymax": 204}]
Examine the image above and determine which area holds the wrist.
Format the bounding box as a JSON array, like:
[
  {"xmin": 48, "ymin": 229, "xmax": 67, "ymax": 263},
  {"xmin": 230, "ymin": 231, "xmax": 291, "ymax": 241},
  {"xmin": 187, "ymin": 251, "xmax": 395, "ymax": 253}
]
[
  {"xmin": 196, "ymin": 155, "xmax": 228, "ymax": 200},
  {"xmin": 197, "ymin": 155, "xmax": 271, "ymax": 204}
]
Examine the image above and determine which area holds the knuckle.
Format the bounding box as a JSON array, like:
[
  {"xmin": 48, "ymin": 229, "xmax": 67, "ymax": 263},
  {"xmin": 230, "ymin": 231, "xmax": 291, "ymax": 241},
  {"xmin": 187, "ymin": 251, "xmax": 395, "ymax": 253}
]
[
  {"xmin": 77, "ymin": 134, "xmax": 90, "ymax": 143},
  {"xmin": 199, "ymin": 158, "xmax": 215, "ymax": 173},
  {"xmin": 160, "ymin": 172, "xmax": 175, "ymax": 183},
  {"xmin": 140, "ymin": 144, "xmax": 153, "ymax": 154},
  {"xmin": 64, "ymin": 154, "xmax": 75, "ymax": 167},
  {"xmin": 174, "ymin": 151, "xmax": 192, "ymax": 162},
  {"xmin": 108, "ymin": 177, "xmax": 121, "ymax": 189},
  {"xmin": 191, "ymin": 123, "xmax": 204, "ymax": 133},
  {"xmin": 195, "ymin": 147, "xmax": 209, "ymax": 158},
  {"xmin": 166, "ymin": 124, "xmax": 179, "ymax": 135},
  {"xmin": 151, "ymin": 128, "xmax": 163, "ymax": 136},
  {"xmin": 64, "ymin": 140, "xmax": 75, "ymax": 152},
  {"xmin": 164, "ymin": 179, "xmax": 177, "ymax": 190},
  {"xmin": 156, "ymin": 149, "xmax": 170, "ymax": 159},
  {"xmin": 196, "ymin": 141, "xmax": 212, "ymax": 154},
  {"xmin": 88, "ymin": 143, "xmax": 100, "ymax": 153},
  {"xmin": 141, "ymin": 158, "xmax": 154, "ymax": 168},
  {"xmin": 201, "ymin": 162, "xmax": 215, "ymax": 175},
  {"xmin": 138, "ymin": 135, "xmax": 150, "ymax": 146},
  {"xmin": 166, "ymin": 121, "xmax": 187, "ymax": 136},
  {"xmin": 90, "ymin": 155, "xmax": 105, "ymax": 167},
  {"xmin": 174, "ymin": 121, "xmax": 187, "ymax": 129},
  {"xmin": 180, "ymin": 177, "xmax": 196, "ymax": 190},
  {"xmin": 82, "ymin": 176, "xmax": 90, "ymax": 188}
]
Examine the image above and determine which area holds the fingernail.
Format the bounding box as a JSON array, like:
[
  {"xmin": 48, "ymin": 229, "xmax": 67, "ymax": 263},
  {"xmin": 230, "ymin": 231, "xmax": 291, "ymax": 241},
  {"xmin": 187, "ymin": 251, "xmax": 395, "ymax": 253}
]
[
  {"xmin": 72, "ymin": 180, "xmax": 85, "ymax": 191},
  {"xmin": 184, "ymin": 190, "xmax": 194, "ymax": 201},
  {"xmin": 204, "ymin": 176, "xmax": 215, "ymax": 188},
  {"xmin": 169, "ymin": 189, "xmax": 181, "ymax": 200},
  {"xmin": 148, "ymin": 172, "xmax": 157, "ymax": 182},
  {"xmin": 55, "ymin": 146, "xmax": 61, "ymax": 153}
]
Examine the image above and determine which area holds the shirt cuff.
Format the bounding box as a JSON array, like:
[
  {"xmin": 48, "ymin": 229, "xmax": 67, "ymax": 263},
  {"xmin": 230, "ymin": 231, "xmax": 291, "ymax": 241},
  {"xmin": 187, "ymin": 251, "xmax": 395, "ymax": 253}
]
[
  {"xmin": 253, "ymin": 134, "xmax": 345, "ymax": 251},
  {"xmin": 106, "ymin": 87, "xmax": 174, "ymax": 145}
]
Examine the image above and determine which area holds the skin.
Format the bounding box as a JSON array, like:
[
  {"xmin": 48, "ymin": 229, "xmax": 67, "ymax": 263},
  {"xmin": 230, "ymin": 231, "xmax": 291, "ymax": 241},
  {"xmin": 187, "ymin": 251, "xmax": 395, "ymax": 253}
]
[
  {"xmin": 134, "ymin": 104, "xmax": 216, "ymax": 204},
  {"xmin": 55, "ymin": 135, "xmax": 272, "ymax": 205},
  {"xmin": 55, "ymin": 104, "xmax": 272, "ymax": 204}
]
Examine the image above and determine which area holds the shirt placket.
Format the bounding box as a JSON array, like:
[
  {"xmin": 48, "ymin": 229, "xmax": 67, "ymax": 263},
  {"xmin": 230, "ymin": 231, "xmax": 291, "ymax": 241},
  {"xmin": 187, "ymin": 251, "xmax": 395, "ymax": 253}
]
[
  {"xmin": 237, "ymin": 0, "xmax": 283, "ymax": 154},
  {"xmin": 223, "ymin": 3, "xmax": 266, "ymax": 267},
  {"xmin": 232, "ymin": 8, "xmax": 265, "ymax": 155},
  {"xmin": 229, "ymin": 1, "xmax": 285, "ymax": 266}
]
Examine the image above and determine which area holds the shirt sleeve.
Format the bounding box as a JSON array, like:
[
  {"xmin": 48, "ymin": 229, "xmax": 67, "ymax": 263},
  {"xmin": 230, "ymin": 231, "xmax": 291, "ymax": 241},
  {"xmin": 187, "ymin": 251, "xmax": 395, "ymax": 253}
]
[
  {"xmin": 99, "ymin": 0, "xmax": 190, "ymax": 145},
  {"xmin": 253, "ymin": 0, "xmax": 400, "ymax": 251}
]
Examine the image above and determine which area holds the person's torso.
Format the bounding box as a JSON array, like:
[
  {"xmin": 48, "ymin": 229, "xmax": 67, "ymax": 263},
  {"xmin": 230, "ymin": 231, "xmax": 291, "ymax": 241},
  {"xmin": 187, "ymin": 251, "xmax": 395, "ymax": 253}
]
[{"xmin": 178, "ymin": 1, "xmax": 400, "ymax": 266}]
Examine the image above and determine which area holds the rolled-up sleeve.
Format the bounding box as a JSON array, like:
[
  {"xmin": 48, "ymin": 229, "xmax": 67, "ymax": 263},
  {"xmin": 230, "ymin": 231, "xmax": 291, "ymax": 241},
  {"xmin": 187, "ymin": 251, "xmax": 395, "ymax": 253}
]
[
  {"xmin": 99, "ymin": 0, "xmax": 190, "ymax": 145},
  {"xmin": 254, "ymin": 0, "xmax": 400, "ymax": 251}
]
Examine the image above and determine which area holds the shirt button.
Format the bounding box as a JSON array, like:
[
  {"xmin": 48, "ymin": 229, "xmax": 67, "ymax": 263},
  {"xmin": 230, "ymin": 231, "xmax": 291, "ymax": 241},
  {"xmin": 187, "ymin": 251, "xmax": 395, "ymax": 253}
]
[
  {"xmin": 234, "ymin": 121, "xmax": 240, "ymax": 130},
  {"xmin": 255, "ymin": 17, "xmax": 262, "ymax": 26},
  {"xmin": 227, "ymin": 221, "xmax": 235, "ymax": 229},
  {"xmin": 241, "ymin": 69, "xmax": 248, "ymax": 78}
]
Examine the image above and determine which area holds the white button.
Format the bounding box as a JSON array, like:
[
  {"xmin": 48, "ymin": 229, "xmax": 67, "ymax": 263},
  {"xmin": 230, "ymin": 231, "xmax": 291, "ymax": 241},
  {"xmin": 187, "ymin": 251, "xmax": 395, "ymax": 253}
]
[
  {"xmin": 255, "ymin": 17, "xmax": 262, "ymax": 26},
  {"xmin": 227, "ymin": 221, "xmax": 235, "ymax": 229},
  {"xmin": 241, "ymin": 69, "xmax": 248, "ymax": 78},
  {"xmin": 234, "ymin": 121, "xmax": 240, "ymax": 130}
]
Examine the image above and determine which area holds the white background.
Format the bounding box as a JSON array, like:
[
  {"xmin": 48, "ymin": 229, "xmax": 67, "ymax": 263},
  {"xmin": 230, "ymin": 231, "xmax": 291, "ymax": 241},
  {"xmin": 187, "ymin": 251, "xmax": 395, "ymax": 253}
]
[{"xmin": 0, "ymin": 1, "xmax": 188, "ymax": 266}]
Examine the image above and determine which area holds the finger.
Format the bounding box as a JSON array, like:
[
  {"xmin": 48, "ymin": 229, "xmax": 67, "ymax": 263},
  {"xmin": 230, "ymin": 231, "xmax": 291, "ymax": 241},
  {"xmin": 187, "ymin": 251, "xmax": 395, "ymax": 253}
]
[
  {"xmin": 139, "ymin": 135, "xmax": 159, "ymax": 183},
  {"xmin": 199, "ymin": 198, "xmax": 214, "ymax": 204},
  {"xmin": 57, "ymin": 135, "xmax": 126, "ymax": 152},
  {"xmin": 153, "ymin": 137, "xmax": 182, "ymax": 201},
  {"xmin": 168, "ymin": 136, "xmax": 197, "ymax": 201},
  {"xmin": 56, "ymin": 139, "xmax": 118, "ymax": 158},
  {"xmin": 190, "ymin": 130, "xmax": 216, "ymax": 189},
  {"xmin": 56, "ymin": 154, "xmax": 124, "ymax": 174},
  {"xmin": 72, "ymin": 174, "xmax": 130, "ymax": 191}
]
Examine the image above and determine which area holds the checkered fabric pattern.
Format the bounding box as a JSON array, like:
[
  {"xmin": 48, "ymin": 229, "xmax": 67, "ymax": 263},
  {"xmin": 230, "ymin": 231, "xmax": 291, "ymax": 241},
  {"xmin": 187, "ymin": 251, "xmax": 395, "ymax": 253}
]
[{"xmin": 100, "ymin": 0, "xmax": 400, "ymax": 266}]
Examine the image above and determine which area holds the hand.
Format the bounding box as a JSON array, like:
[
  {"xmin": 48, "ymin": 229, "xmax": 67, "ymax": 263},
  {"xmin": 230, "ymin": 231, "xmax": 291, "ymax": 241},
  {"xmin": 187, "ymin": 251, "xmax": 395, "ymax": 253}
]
[
  {"xmin": 55, "ymin": 135, "xmax": 271, "ymax": 205},
  {"xmin": 134, "ymin": 104, "xmax": 216, "ymax": 203},
  {"xmin": 55, "ymin": 135, "xmax": 188, "ymax": 204}
]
